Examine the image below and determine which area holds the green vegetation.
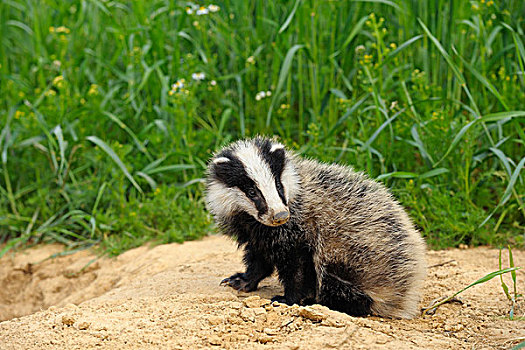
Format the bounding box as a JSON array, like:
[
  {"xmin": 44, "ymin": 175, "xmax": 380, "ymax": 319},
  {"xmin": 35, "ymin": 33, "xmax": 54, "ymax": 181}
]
[
  {"xmin": 500, "ymin": 246, "xmax": 522, "ymax": 320},
  {"xmin": 1, "ymin": 0, "xmax": 524, "ymax": 255}
]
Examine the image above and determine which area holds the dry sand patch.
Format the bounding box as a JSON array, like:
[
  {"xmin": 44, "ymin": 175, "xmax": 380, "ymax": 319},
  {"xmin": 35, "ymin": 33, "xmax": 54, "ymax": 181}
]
[{"xmin": 0, "ymin": 235, "xmax": 523, "ymax": 349}]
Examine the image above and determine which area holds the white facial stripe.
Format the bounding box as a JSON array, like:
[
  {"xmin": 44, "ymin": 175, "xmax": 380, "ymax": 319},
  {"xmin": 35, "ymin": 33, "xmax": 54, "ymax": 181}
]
[
  {"xmin": 270, "ymin": 143, "xmax": 285, "ymax": 152},
  {"xmin": 281, "ymin": 158, "xmax": 300, "ymax": 202},
  {"xmin": 213, "ymin": 157, "xmax": 230, "ymax": 164},
  {"xmin": 206, "ymin": 180, "xmax": 258, "ymax": 219},
  {"xmin": 234, "ymin": 142, "xmax": 287, "ymax": 213}
]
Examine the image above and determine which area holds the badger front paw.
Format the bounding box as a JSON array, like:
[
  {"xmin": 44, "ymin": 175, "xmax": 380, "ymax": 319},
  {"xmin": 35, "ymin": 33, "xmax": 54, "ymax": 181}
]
[
  {"xmin": 270, "ymin": 295, "xmax": 289, "ymax": 304},
  {"xmin": 220, "ymin": 272, "xmax": 258, "ymax": 292}
]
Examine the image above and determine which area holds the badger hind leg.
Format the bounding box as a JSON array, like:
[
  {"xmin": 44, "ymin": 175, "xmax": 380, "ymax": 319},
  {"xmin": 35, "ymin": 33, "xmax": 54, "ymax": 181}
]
[{"xmin": 319, "ymin": 272, "xmax": 373, "ymax": 317}]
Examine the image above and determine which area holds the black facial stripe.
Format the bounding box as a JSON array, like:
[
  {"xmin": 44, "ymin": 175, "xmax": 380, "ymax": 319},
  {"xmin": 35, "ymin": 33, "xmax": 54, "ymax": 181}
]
[
  {"xmin": 254, "ymin": 138, "xmax": 287, "ymax": 205},
  {"xmin": 254, "ymin": 138, "xmax": 286, "ymax": 178},
  {"xmin": 275, "ymin": 178, "xmax": 287, "ymax": 206},
  {"xmin": 250, "ymin": 188, "xmax": 268, "ymax": 216},
  {"xmin": 211, "ymin": 150, "xmax": 268, "ymax": 216}
]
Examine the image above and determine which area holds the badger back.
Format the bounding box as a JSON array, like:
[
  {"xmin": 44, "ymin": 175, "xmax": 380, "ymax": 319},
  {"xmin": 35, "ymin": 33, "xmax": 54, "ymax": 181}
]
[{"xmin": 205, "ymin": 138, "xmax": 300, "ymax": 227}]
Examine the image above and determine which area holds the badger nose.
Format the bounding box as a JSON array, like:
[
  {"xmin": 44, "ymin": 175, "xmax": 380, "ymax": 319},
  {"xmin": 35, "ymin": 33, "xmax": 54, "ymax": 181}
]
[{"xmin": 272, "ymin": 211, "xmax": 290, "ymax": 225}]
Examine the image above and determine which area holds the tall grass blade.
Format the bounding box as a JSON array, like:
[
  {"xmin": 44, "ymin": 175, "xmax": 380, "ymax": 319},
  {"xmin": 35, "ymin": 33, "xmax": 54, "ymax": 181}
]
[
  {"xmin": 332, "ymin": 15, "xmax": 369, "ymax": 57},
  {"xmin": 103, "ymin": 111, "xmax": 152, "ymax": 160},
  {"xmin": 266, "ymin": 44, "xmax": 305, "ymax": 127},
  {"xmin": 380, "ymin": 35, "xmax": 423, "ymax": 67},
  {"xmin": 453, "ymin": 46, "xmax": 509, "ymax": 110},
  {"xmin": 86, "ymin": 136, "xmax": 143, "ymax": 193},
  {"xmin": 143, "ymin": 164, "xmax": 195, "ymax": 175},
  {"xmin": 363, "ymin": 109, "xmax": 403, "ymax": 150},
  {"xmin": 479, "ymin": 157, "xmax": 525, "ymax": 227},
  {"xmin": 324, "ymin": 94, "xmax": 369, "ymax": 139},
  {"xmin": 501, "ymin": 23, "xmax": 525, "ymax": 75},
  {"xmin": 376, "ymin": 171, "xmax": 417, "ymax": 180},
  {"xmin": 489, "ymin": 147, "xmax": 512, "ymax": 176},
  {"xmin": 419, "ymin": 168, "xmax": 449, "ymax": 179},
  {"xmin": 435, "ymin": 111, "xmax": 525, "ymax": 166},
  {"xmin": 418, "ymin": 19, "xmax": 479, "ymax": 115},
  {"xmin": 52, "ymin": 125, "xmax": 66, "ymax": 176},
  {"xmin": 353, "ymin": 0, "xmax": 402, "ymax": 12},
  {"xmin": 278, "ymin": 0, "xmax": 302, "ymax": 34}
]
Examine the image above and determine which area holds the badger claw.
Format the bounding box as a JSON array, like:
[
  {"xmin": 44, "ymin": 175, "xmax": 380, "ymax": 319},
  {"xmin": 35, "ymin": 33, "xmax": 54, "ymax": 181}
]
[
  {"xmin": 220, "ymin": 273, "xmax": 257, "ymax": 292},
  {"xmin": 271, "ymin": 295, "xmax": 288, "ymax": 304}
]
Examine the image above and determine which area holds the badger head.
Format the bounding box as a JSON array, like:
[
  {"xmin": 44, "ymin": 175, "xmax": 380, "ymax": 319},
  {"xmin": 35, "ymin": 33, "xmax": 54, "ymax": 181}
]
[{"xmin": 206, "ymin": 137, "xmax": 300, "ymax": 227}]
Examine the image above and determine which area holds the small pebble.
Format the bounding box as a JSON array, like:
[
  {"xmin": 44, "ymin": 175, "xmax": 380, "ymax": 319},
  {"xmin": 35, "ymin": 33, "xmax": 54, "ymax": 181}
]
[
  {"xmin": 264, "ymin": 327, "xmax": 279, "ymax": 335},
  {"xmin": 243, "ymin": 296, "xmax": 268, "ymax": 308},
  {"xmin": 61, "ymin": 315, "xmax": 75, "ymax": 326},
  {"xmin": 77, "ymin": 321, "xmax": 90, "ymax": 330},
  {"xmin": 298, "ymin": 306, "xmax": 326, "ymax": 322},
  {"xmin": 258, "ymin": 334, "xmax": 273, "ymax": 344},
  {"xmin": 208, "ymin": 335, "xmax": 221, "ymax": 346}
]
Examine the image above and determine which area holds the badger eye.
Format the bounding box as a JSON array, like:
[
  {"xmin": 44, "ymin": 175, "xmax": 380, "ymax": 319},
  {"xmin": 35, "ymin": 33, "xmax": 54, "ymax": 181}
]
[{"xmin": 247, "ymin": 189, "xmax": 257, "ymax": 198}]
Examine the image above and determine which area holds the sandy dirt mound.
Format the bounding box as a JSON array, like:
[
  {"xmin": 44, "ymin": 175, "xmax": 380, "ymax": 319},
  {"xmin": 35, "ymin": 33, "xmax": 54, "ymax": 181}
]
[{"xmin": 0, "ymin": 235, "xmax": 523, "ymax": 349}]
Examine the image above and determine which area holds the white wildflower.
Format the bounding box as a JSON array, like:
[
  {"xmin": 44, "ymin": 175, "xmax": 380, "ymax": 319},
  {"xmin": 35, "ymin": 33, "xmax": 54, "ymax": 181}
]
[
  {"xmin": 186, "ymin": 7, "xmax": 194, "ymax": 15},
  {"xmin": 169, "ymin": 79, "xmax": 186, "ymax": 95},
  {"xmin": 196, "ymin": 6, "xmax": 209, "ymax": 15},
  {"xmin": 208, "ymin": 5, "xmax": 220, "ymax": 12},
  {"xmin": 255, "ymin": 90, "xmax": 271, "ymax": 101},
  {"xmin": 210, "ymin": 80, "xmax": 217, "ymax": 86},
  {"xmin": 191, "ymin": 72, "xmax": 206, "ymax": 81},
  {"xmin": 246, "ymin": 56, "xmax": 255, "ymax": 64},
  {"xmin": 389, "ymin": 101, "xmax": 398, "ymax": 110}
]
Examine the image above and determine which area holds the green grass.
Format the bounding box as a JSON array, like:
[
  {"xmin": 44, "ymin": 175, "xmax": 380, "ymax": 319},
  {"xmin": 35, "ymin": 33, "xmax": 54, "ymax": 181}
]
[{"xmin": 0, "ymin": 0, "xmax": 524, "ymax": 255}]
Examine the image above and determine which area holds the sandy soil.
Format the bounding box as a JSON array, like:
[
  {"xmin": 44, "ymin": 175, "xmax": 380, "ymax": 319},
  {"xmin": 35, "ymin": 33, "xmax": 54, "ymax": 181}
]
[{"xmin": 0, "ymin": 235, "xmax": 523, "ymax": 349}]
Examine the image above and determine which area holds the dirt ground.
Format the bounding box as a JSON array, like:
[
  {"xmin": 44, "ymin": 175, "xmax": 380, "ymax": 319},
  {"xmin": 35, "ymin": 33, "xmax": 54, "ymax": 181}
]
[{"xmin": 0, "ymin": 235, "xmax": 523, "ymax": 349}]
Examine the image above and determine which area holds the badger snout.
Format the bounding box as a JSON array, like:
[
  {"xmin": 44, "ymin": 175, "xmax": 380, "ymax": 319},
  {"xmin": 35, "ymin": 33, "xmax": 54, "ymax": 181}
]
[{"xmin": 272, "ymin": 210, "xmax": 290, "ymax": 225}]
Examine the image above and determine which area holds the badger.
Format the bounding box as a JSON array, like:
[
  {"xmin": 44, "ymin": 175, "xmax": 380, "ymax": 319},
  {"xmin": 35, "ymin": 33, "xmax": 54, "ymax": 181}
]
[{"xmin": 205, "ymin": 137, "xmax": 426, "ymax": 318}]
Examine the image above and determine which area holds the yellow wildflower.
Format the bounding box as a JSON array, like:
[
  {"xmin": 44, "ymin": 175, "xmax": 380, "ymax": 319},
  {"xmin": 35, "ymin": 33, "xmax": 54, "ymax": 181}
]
[
  {"xmin": 52, "ymin": 75, "xmax": 65, "ymax": 88},
  {"xmin": 88, "ymin": 84, "xmax": 99, "ymax": 96},
  {"xmin": 56, "ymin": 26, "xmax": 70, "ymax": 34}
]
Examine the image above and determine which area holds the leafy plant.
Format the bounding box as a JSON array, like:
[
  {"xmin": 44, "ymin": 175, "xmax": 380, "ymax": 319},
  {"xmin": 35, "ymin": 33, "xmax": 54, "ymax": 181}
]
[{"xmin": 0, "ymin": 0, "xmax": 524, "ymax": 254}]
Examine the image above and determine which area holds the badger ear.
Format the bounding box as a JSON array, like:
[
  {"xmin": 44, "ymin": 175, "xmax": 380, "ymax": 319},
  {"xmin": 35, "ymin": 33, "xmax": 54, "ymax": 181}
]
[
  {"xmin": 213, "ymin": 157, "xmax": 230, "ymax": 164},
  {"xmin": 270, "ymin": 143, "xmax": 285, "ymax": 153}
]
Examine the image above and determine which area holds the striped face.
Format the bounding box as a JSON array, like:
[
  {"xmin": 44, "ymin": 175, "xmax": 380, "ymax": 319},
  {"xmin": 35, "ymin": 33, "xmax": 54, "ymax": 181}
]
[{"xmin": 206, "ymin": 138, "xmax": 300, "ymax": 227}]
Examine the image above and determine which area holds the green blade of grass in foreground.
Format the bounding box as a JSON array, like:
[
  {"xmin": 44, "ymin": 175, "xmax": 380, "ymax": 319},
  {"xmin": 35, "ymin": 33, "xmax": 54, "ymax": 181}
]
[
  {"xmin": 423, "ymin": 267, "xmax": 521, "ymax": 315},
  {"xmin": 511, "ymin": 341, "xmax": 525, "ymax": 350}
]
